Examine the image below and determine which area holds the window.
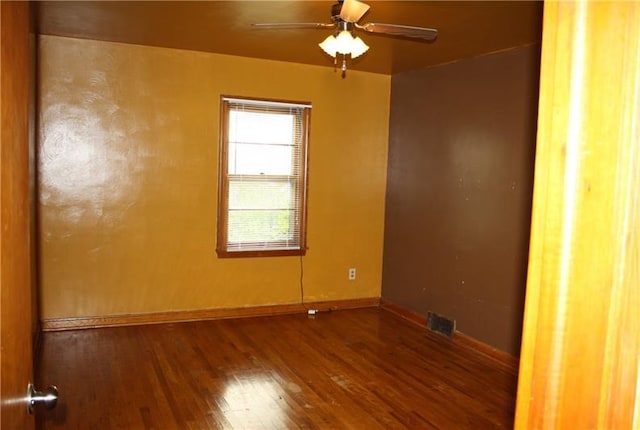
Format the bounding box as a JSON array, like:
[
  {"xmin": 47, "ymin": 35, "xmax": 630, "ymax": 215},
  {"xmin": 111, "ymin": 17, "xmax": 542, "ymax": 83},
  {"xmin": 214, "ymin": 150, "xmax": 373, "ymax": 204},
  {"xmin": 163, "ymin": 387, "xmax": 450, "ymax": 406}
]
[{"xmin": 217, "ymin": 96, "xmax": 310, "ymax": 257}]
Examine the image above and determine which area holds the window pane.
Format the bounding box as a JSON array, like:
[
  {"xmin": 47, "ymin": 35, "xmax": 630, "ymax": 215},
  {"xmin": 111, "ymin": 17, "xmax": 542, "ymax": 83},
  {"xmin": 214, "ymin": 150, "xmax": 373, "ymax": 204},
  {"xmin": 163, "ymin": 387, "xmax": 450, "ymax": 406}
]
[
  {"xmin": 229, "ymin": 111, "xmax": 294, "ymax": 145},
  {"xmin": 228, "ymin": 210, "xmax": 295, "ymax": 243},
  {"xmin": 228, "ymin": 180, "xmax": 294, "ymax": 210},
  {"xmin": 228, "ymin": 143, "xmax": 293, "ymax": 175}
]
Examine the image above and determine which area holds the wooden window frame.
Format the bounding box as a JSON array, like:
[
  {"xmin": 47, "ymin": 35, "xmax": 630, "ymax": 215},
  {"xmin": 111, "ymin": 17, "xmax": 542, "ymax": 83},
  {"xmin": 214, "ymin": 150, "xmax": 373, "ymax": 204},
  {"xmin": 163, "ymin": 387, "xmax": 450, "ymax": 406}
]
[{"xmin": 216, "ymin": 96, "xmax": 310, "ymax": 258}]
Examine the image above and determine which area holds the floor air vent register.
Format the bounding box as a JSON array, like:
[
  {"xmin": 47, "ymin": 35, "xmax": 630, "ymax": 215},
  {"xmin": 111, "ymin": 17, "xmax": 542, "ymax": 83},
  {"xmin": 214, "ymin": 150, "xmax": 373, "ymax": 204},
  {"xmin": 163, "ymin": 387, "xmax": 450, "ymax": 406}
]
[{"xmin": 427, "ymin": 312, "xmax": 456, "ymax": 338}]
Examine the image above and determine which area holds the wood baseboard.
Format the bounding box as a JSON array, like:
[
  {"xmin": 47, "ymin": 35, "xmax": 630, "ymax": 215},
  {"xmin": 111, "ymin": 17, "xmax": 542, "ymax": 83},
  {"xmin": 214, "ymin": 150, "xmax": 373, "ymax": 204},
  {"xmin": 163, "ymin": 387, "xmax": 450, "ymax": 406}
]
[
  {"xmin": 380, "ymin": 298, "xmax": 428, "ymax": 326},
  {"xmin": 380, "ymin": 298, "xmax": 519, "ymax": 374},
  {"xmin": 306, "ymin": 297, "xmax": 380, "ymax": 312},
  {"xmin": 41, "ymin": 297, "xmax": 381, "ymax": 332},
  {"xmin": 454, "ymin": 331, "xmax": 519, "ymax": 374}
]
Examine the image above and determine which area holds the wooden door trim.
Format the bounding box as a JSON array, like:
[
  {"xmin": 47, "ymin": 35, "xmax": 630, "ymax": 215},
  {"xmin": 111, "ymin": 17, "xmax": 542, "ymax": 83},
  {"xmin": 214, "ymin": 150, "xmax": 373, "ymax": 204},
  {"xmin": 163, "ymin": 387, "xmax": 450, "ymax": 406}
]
[
  {"xmin": 0, "ymin": 1, "xmax": 36, "ymax": 428},
  {"xmin": 515, "ymin": 2, "xmax": 640, "ymax": 427}
]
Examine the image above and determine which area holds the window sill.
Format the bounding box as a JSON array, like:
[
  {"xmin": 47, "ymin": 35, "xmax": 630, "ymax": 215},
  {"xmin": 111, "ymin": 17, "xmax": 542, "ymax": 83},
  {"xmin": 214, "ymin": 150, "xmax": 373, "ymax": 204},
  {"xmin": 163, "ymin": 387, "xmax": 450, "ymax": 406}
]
[{"xmin": 216, "ymin": 248, "xmax": 307, "ymax": 258}]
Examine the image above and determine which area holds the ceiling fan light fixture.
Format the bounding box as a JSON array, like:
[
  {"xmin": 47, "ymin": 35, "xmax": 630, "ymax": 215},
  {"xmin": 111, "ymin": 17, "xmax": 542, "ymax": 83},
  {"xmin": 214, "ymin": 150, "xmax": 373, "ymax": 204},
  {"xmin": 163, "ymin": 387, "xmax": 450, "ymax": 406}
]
[
  {"xmin": 319, "ymin": 31, "xmax": 369, "ymax": 59},
  {"xmin": 255, "ymin": 0, "xmax": 438, "ymax": 75}
]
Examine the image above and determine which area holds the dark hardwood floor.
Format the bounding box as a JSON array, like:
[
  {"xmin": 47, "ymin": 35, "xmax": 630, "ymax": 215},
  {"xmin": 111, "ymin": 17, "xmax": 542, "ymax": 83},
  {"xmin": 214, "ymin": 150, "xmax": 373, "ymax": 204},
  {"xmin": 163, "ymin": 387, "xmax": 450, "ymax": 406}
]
[{"xmin": 36, "ymin": 308, "xmax": 517, "ymax": 429}]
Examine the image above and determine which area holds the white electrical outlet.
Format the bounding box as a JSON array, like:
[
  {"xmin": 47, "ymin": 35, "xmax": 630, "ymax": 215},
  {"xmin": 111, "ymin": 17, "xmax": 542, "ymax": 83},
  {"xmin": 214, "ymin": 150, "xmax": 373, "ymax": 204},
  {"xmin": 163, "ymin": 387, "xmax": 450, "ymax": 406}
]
[{"xmin": 348, "ymin": 268, "xmax": 356, "ymax": 281}]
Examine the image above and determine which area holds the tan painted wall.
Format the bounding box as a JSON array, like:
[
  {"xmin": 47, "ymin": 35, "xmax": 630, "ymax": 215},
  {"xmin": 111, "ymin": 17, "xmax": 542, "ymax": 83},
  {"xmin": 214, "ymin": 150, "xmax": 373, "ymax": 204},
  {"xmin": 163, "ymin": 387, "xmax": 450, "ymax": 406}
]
[{"xmin": 38, "ymin": 35, "xmax": 390, "ymax": 320}]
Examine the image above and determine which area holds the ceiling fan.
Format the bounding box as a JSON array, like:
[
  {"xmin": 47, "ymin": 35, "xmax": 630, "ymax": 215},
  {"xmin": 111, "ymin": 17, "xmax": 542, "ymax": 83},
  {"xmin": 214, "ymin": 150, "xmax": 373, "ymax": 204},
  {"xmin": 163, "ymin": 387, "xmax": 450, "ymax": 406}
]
[{"xmin": 253, "ymin": 0, "xmax": 438, "ymax": 77}]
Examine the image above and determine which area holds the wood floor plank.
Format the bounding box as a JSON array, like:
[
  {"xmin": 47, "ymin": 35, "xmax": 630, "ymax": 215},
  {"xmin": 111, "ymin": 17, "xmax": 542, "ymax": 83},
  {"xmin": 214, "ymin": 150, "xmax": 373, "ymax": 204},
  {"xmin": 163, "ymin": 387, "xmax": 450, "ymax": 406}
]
[{"xmin": 36, "ymin": 308, "xmax": 517, "ymax": 429}]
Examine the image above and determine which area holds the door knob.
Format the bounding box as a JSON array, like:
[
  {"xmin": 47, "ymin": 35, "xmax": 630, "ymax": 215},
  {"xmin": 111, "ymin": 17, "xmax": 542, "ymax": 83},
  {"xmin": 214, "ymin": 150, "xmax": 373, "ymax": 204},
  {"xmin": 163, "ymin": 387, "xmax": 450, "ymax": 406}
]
[{"xmin": 26, "ymin": 383, "xmax": 58, "ymax": 414}]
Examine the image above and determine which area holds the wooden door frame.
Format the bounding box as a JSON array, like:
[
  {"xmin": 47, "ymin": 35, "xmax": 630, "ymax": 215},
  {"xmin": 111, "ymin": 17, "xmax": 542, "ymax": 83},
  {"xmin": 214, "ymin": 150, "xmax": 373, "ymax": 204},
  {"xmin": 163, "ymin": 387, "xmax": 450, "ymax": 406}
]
[{"xmin": 515, "ymin": 2, "xmax": 640, "ymax": 427}]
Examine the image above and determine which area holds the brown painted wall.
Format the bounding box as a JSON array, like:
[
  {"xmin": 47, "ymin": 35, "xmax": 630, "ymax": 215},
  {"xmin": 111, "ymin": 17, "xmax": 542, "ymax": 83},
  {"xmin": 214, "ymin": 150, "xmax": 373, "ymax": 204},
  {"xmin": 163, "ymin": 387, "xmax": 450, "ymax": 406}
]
[{"xmin": 382, "ymin": 45, "xmax": 540, "ymax": 356}]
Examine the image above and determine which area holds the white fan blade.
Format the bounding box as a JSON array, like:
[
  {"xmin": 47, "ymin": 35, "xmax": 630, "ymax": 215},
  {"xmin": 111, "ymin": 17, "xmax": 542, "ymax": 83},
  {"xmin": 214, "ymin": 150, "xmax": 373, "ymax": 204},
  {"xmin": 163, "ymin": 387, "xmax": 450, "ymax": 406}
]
[
  {"xmin": 357, "ymin": 23, "xmax": 438, "ymax": 41},
  {"xmin": 339, "ymin": 0, "xmax": 370, "ymax": 23},
  {"xmin": 252, "ymin": 23, "xmax": 335, "ymax": 30}
]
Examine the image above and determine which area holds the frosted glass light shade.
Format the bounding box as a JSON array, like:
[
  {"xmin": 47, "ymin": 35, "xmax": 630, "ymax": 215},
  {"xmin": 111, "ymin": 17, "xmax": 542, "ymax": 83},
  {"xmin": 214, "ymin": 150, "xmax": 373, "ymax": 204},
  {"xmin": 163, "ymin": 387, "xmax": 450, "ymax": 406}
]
[
  {"xmin": 334, "ymin": 31, "xmax": 354, "ymax": 54},
  {"xmin": 318, "ymin": 35, "xmax": 338, "ymax": 57},
  {"xmin": 350, "ymin": 36, "xmax": 369, "ymax": 58}
]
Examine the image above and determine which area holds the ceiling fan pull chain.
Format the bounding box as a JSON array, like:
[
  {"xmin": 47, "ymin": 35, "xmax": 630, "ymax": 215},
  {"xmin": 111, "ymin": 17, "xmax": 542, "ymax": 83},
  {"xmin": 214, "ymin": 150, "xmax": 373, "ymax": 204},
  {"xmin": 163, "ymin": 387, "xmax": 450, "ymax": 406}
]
[{"xmin": 341, "ymin": 55, "xmax": 348, "ymax": 78}]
